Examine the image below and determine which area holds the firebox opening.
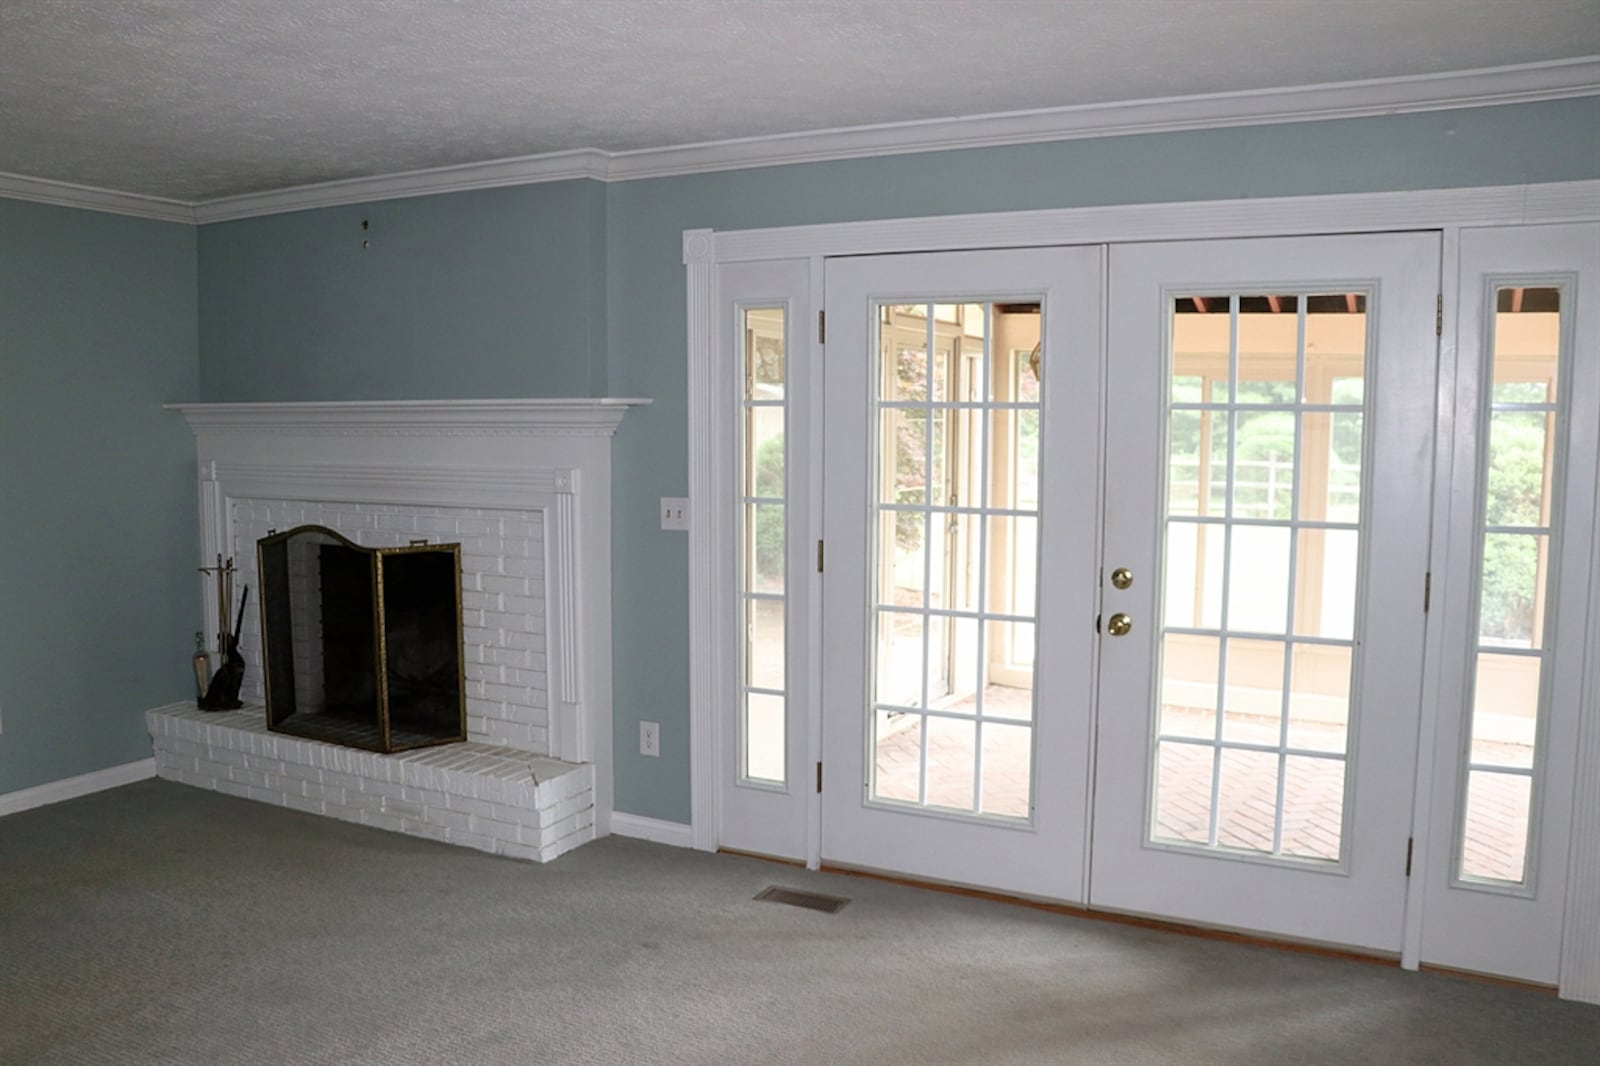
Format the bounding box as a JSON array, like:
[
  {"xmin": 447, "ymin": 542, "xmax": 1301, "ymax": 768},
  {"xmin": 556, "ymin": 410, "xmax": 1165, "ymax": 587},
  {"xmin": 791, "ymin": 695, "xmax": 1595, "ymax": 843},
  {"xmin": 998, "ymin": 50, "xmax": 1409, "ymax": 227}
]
[{"xmin": 258, "ymin": 525, "xmax": 466, "ymax": 753}]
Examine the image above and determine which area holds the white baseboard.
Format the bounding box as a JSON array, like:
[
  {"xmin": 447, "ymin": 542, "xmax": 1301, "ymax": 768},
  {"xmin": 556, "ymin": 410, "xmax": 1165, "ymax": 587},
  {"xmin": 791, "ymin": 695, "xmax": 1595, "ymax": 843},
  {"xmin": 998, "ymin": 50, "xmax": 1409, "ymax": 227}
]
[
  {"xmin": 609, "ymin": 811, "xmax": 697, "ymax": 849},
  {"xmin": 0, "ymin": 758, "xmax": 157, "ymax": 817}
]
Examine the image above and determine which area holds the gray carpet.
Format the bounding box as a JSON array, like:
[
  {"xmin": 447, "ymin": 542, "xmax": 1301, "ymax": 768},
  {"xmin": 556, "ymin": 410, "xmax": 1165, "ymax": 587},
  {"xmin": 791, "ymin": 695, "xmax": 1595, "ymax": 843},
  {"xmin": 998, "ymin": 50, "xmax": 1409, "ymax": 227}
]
[{"xmin": 1, "ymin": 781, "xmax": 1595, "ymax": 1065}]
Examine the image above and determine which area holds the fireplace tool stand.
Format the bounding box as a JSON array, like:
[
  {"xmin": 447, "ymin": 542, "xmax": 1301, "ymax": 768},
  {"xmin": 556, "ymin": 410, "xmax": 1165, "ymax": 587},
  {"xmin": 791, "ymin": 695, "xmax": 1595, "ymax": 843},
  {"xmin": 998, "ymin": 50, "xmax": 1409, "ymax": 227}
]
[{"xmin": 197, "ymin": 554, "xmax": 248, "ymax": 711}]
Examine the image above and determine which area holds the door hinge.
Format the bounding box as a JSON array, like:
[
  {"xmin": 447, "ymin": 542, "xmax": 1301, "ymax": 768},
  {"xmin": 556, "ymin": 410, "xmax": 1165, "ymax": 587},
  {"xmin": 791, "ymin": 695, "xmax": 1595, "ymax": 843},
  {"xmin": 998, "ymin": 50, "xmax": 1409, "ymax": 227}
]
[
  {"xmin": 1423, "ymin": 571, "xmax": 1432, "ymax": 612},
  {"xmin": 1405, "ymin": 837, "xmax": 1414, "ymax": 877},
  {"xmin": 816, "ymin": 761, "xmax": 823, "ymax": 793},
  {"xmin": 818, "ymin": 309, "xmax": 826, "ymax": 344},
  {"xmin": 1436, "ymin": 293, "xmax": 1443, "ymax": 337},
  {"xmin": 817, "ymin": 539, "xmax": 825, "ymax": 573}
]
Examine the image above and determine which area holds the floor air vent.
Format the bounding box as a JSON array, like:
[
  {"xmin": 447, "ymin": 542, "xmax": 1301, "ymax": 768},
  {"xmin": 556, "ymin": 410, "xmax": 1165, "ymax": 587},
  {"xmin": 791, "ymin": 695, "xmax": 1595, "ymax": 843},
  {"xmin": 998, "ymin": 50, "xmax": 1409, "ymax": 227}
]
[{"xmin": 753, "ymin": 886, "xmax": 851, "ymax": 914}]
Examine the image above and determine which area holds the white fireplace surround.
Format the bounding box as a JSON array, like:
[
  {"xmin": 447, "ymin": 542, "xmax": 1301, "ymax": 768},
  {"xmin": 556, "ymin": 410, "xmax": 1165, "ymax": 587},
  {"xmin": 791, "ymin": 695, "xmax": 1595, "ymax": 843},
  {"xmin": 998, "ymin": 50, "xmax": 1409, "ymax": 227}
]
[{"xmin": 166, "ymin": 398, "xmax": 648, "ymax": 836}]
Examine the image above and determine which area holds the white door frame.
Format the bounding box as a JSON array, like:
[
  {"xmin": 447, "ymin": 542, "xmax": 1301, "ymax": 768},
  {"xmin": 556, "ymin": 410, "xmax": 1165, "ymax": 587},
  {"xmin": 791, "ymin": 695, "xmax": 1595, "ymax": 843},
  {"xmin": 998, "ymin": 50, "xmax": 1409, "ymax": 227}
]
[{"xmin": 681, "ymin": 179, "xmax": 1600, "ymax": 997}]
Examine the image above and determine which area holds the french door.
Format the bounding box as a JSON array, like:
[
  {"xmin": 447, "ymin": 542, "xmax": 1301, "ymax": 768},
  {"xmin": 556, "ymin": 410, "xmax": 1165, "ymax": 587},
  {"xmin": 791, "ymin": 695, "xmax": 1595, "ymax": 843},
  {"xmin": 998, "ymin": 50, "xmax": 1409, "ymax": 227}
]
[
  {"xmin": 716, "ymin": 220, "xmax": 1596, "ymax": 978},
  {"xmin": 818, "ymin": 247, "xmax": 1104, "ymax": 900},
  {"xmin": 1090, "ymin": 233, "xmax": 1440, "ymax": 952}
]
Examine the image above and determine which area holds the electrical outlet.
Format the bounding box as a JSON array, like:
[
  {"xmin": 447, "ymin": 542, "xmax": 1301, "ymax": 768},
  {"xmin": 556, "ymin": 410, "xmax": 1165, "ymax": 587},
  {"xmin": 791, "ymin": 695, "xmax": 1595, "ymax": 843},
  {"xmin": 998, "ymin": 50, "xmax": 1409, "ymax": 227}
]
[
  {"xmin": 640, "ymin": 721, "xmax": 660, "ymax": 757},
  {"xmin": 660, "ymin": 497, "xmax": 689, "ymax": 531}
]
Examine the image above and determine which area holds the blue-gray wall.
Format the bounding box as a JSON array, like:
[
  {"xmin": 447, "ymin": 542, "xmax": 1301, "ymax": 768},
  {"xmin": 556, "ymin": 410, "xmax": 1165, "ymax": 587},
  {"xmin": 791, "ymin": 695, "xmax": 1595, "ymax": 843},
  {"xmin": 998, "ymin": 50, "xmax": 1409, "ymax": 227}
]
[
  {"xmin": 0, "ymin": 199, "xmax": 199, "ymax": 794},
  {"xmin": 198, "ymin": 180, "xmax": 607, "ymax": 400},
  {"xmin": 10, "ymin": 96, "xmax": 1595, "ymax": 813}
]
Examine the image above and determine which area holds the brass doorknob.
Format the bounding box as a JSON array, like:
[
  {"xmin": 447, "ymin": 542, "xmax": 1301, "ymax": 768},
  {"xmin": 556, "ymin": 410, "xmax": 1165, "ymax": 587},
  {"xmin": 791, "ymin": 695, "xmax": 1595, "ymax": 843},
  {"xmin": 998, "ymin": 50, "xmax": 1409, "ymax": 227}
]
[
  {"xmin": 1110, "ymin": 567, "xmax": 1134, "ymax": 590},
  {"xmin": 1107, "ymin": 613, "xmax": 1133, "ymax": 636}
]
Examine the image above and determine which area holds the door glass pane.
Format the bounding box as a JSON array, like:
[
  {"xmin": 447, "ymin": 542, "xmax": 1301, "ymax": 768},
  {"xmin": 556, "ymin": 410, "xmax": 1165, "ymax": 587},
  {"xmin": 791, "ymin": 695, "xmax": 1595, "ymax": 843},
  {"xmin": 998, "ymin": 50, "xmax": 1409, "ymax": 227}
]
[
  {"xmin": 1159, "ymin": 633, "xmax": 1219, "ymax": 739},
  {"xmin": 925, "ymin": 716, "xmax": 977, "ymax": 812},
  {"xmin": 1236, "ymin": 295, "xmax": 1299, "ymax": 404},
  {"xmin": 740, "ymin": 307, "xmax": 787, "ymax": 784},
  {"xmin": 1164, "ymin": 521, "xmax": 1224, "ymax": 629},
  {"xmin": 1154, "ymin": 289, "xmax": 1366, "ymax": 863},
  {"xmin": 1221, "ymin": 638, "xmax": 1285, "ymax": 745},
  {"xmin": 1287, "ymin": 643, "xmax": 1351, "ymax": 753},
  {"xmin": 1280, "ymin": 755, "xmax": 1346, "ymax": 861},
  {"xmin": 1154, "ymin": 740, "xmax": 1213, "ymax": 845},
  {"xmin": 1226, "ymin": 526, "xmax": 1291, "ymax": 634},
  {"xmin": 1470, "ymin": 653, "xmax": 1538, "ymax": 769},
  {"xmin": 868, "ymin": 299, "xmax": 1039, "ymax": 821},
  {"xmin": 1461, "ymin": 770, "xmax": 1533, "ymax": 883},
  {"xmin": 980, "ymin": 722, "xmax": 1032, "ymax": 817},
  {"xmin": 873, "ymin": 710, "xmax": 922, "ymax": 804},
  {"xmin": 1458, "ymin": 286, "xmax": 1564, "ymax": 886}
]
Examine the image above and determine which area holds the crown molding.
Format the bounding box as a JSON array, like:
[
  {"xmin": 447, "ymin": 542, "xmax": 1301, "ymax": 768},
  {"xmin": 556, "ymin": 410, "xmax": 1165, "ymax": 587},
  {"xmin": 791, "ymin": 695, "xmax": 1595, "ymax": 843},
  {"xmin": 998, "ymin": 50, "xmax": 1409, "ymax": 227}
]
[
  {"xmin": 190, "ymin": 149, "xmax": 610, "ymax": 223},
  {"xmin": 4, "ymin": 58, "xmax": 1595, "ymax": 225},
  {"xmin": 0, "ymin": 171, "xmax": 196, "ymax": 223},
  {"xmin": 166, "ymin": 398, "xmax": 651, "ymax": 438},
  {"xmin": 605, "ymin": 57, "xmax": 1600, "ymax": 181}
]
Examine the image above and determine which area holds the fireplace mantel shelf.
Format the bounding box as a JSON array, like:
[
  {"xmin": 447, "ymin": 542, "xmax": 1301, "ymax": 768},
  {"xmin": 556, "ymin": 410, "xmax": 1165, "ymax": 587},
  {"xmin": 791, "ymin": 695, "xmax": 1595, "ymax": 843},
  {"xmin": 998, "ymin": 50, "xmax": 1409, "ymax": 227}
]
[{"xmin": 167, "ymin": 398, "xmax": 651, "ymax": 438}]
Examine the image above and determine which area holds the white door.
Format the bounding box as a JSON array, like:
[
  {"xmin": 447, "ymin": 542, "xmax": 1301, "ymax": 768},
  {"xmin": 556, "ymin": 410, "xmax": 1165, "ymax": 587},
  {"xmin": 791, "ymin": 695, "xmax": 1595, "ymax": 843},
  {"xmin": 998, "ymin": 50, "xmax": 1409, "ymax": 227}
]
[
  {"xmin": 1091, "ymin": 233, "xmax": 1441, "ymax": 952},
  {"xmin": 819, "ymin": 247, "xmax": 1104, "ymax": 900},
  {"xmin": 1418, "ymin": 222, "xmax": 1600, "ymax": 983},
  {"xmin": 716, "ymin": 259, "xmax": 815, "ymax": 861}
]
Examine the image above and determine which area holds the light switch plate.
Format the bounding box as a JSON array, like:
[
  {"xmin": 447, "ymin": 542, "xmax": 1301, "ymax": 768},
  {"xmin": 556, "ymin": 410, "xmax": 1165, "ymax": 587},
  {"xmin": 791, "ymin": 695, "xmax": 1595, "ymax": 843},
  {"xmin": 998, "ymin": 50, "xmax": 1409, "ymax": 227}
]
[{"xmin": 660, "ymin": 497, "xmax": 689, "ymax": 531}]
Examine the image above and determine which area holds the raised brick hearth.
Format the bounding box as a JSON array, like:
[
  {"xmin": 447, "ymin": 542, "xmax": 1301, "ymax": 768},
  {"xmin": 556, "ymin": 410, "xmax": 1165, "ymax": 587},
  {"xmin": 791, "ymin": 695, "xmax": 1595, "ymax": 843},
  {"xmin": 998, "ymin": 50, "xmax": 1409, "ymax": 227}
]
[{"xmin": 149, "ymin": 703, "xmax": 593, "ymax": 861}]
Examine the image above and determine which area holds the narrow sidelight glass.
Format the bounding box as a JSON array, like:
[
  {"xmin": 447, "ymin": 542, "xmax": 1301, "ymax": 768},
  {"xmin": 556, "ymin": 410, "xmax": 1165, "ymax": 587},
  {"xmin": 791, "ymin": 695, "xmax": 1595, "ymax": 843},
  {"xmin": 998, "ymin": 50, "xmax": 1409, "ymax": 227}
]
[
  {"xmin": 740, "ymin": 307, "xmax": 788, "ymax": 784},
  {"xmin": 1457, "ymin": 286, "xmax": 1565, "ymax": 886}
]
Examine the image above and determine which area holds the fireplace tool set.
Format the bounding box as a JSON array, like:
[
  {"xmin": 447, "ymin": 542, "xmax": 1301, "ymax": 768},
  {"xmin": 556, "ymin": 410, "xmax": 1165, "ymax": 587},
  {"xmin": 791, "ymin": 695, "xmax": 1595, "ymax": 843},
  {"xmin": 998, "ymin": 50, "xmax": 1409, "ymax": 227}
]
[{"xmin": 196, "ymin": 554, "xmax": 248, "ymax": 711}]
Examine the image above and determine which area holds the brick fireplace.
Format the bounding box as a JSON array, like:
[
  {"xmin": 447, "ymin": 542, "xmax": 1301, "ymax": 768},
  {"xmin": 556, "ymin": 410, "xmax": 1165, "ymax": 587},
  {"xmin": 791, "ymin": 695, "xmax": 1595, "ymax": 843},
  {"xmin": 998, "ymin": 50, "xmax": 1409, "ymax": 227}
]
[{"xmin": 149, "ymin": 399, "xmax": 646, "ymax": 861}]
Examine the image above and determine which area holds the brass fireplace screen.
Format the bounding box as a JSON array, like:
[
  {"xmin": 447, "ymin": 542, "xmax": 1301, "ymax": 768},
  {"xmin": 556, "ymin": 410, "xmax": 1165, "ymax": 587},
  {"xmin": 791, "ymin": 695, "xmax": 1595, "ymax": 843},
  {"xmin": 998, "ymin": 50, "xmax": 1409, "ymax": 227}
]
[{"xmin": 257, "ymin": 525, "xmax": 466, "ymax": 753}]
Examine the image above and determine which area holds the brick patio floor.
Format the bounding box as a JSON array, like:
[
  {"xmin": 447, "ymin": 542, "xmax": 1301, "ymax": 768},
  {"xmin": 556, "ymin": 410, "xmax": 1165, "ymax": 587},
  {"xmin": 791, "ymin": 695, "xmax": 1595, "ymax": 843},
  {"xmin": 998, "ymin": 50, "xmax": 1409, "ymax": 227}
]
[{"xmin": 872, "ymin": 689, "xmax": 1531, "ymax": 881}]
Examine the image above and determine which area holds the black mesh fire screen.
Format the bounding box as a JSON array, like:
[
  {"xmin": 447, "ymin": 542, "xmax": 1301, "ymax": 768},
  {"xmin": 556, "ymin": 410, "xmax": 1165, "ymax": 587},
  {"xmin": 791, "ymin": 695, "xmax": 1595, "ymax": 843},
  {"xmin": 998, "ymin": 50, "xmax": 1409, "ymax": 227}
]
[{"xmin": 257, "ymin": 525, "xmax": 466, "ymax": 753}]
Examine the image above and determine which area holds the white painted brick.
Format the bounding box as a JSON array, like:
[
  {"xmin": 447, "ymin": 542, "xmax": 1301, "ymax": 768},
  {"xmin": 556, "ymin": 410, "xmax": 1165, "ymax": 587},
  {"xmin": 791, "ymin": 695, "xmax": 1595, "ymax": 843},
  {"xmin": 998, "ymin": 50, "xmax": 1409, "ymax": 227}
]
[
  {"xmin": 495, "ymin": 840, "xmax": 541, "ymax": 861},
  {"xmin": 482, "ymin": 612, "xmax": 529, "ymax": 633},
  {"xmin": 447, "ymin": 830, "xmax": 499, "ymax": 853},
  {"xmin": 538, "ymin": 794, "xmax": 592, "ymax": 829},
  {"xmin": 361, "ymin": 811, "xmax": 407, "ymax": 833},
  {"xmin": 382, "ymin": 799, "xmax": 425, "ymax": 819},
  {"xmin": 356, "ymin": 778, "xmax": 406, "ymax": 800},
  {"xmin": 413, "ymin": 516, "xmax": 461, "ymax": 535},
  {"xmin": 482, "ymin": 682, "xmax": 532, "ymax": 703},
  {"xmin": 470, "ymin": 814, "xmax": 522, "ymax": 842},
  {"xmin": 341, "ymin": 790, "xmax": 386, "ymax": 812},
  {"xmin": 321, "ymin": 770, "xmax": 363, "ymax": 791},
  {"xmin": 245, "ymin": 786, "xmax": 285, "ymax": 806},
  {"xmin": 402, "ymin": 819, "xmax": 452, "ymax": 843},
  {"xmin": 284, "ymin": 793, "xmax": 325, "ymax": 816},
  {"xmin": 499, "ymin": 557, "xmax": 541, "ymax": 579},
  {"xmin": 481, "ymin": 575, "xmax": 528, "ymax": 596},
  {"xmin": 443, "ymin": 794, "xmax": 501, "ymax": 818}
]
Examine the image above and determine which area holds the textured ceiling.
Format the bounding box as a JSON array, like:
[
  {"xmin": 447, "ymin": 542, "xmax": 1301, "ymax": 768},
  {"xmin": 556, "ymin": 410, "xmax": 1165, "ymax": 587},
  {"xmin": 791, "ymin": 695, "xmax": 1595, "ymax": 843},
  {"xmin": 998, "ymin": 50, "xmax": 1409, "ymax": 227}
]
[{"xmin": 2, "ymin": 0, "xmax": 1598, "ymax": 202}]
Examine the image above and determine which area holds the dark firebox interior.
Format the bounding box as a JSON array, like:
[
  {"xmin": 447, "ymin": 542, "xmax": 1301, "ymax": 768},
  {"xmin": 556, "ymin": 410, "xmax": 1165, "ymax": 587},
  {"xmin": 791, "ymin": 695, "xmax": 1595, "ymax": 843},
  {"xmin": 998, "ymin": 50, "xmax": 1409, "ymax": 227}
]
[{"xmin": 259, "ymin": 527, "xmax": 465, "ymax": 753}]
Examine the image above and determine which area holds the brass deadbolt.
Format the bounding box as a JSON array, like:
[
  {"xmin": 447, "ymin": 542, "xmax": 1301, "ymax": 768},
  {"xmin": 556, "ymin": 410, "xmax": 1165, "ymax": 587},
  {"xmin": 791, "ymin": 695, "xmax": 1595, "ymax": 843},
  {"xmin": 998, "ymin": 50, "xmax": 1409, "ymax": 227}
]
[{"xmin": 1110, "ymin": 567, "xmax": 1134, "ymax": 590}]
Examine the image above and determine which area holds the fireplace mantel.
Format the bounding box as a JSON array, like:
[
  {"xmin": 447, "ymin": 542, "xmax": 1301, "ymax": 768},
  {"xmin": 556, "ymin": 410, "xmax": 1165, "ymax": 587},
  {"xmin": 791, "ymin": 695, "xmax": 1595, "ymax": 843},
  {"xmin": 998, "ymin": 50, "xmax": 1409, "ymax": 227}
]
[
  {"xmin": 165, "ymin": 397, "xmax": 648, "ymax": 838},
  {"xmin": 167, "ymin": 397, "xmax": 650, "ymax": 437}
]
